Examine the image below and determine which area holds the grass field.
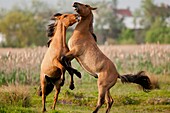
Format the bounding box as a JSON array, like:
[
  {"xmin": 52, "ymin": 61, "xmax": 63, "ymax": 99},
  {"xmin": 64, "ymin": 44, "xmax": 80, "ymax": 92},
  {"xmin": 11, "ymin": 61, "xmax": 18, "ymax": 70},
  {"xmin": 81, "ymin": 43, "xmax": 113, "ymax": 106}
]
[{"xmin": 0, "ymin": 44, "xmax": 170, "ymax": 113}]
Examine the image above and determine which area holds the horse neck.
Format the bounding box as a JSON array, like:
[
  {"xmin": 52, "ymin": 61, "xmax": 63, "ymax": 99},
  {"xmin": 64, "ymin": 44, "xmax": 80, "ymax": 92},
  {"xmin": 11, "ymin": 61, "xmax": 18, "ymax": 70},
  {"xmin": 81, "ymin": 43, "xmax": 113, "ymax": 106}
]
[
  {"xmin": 75, "ymin": 12, "xmax": 93, "ymax": 32},
  {"xmin": 53, "ymin": 21, "xmax": 67, "ymax": 47},
  {"xmin": 89, "ymin": 14, "xmax": 94, "ymax": 33}
]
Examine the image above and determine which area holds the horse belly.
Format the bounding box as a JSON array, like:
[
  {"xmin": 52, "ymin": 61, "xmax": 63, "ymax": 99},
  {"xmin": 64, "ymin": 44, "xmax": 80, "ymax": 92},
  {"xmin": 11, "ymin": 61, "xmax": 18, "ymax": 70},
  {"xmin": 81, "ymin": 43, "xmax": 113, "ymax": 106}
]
[
  {"xmin": 76, "ymin": 53, "xmax": 101, "ymax": 76},
  {"xmin": 77, "ymin": 60, "xmax": 97, "ymax": 76},
  {"xmin": 41, "ymin": 51, "xmax": 61, "ymax": 78}
]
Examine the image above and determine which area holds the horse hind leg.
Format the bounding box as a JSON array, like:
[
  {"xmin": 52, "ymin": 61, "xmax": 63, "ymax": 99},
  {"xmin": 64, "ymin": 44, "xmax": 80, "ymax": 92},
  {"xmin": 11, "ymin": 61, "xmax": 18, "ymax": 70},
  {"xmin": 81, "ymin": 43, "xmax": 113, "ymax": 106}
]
[
  {"xmin": 93, "ymin": 81, "xmax": 107, "ymax": 113},
  {"xmin": 105, "ymin": 90, "xmax": 113, "ymax": 113},
  {"xmin": 52, "ymin": 84, "xmax": 61, "ymax": 110},
  {"xmin": 41, "ymin": 77, "xmax": 47, "ymax": 112}
]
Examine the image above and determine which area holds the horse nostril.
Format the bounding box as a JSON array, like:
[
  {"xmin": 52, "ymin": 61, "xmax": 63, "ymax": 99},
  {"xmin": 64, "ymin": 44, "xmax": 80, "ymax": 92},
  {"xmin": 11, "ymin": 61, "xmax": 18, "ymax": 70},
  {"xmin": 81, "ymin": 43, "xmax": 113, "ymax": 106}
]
[{"xmin": 73, "ymin": 2, "xmax": 78, "ymax": 7}]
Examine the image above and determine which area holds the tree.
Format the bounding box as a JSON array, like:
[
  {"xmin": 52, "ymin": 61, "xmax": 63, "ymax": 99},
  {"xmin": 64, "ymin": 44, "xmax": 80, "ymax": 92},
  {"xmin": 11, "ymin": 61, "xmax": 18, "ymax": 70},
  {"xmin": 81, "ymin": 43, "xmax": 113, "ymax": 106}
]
[
  {"xmin": 145, "ymin": 18, "xmax": 170, "ymax": 43},
  {"xmin": 94, "ymin": 0, "xmax": 124, "ymax": 44},
  {"xmin": 0, "ymin": 10, "xmax": 46, "ymax": 47},
  {"xmin": 135, "ymin": 0, "xmax": 170, "ymax": 44},
  {"xmin": 0, "ymin": 0, "xmax": 58, "ymax": 47},
  {"xmin": 118, "ymin": 28, "xmax": 136, "ymax": 44},
  {"xmin": 141, "ymin": 0, "xmax": 156, "ymax": 28}
]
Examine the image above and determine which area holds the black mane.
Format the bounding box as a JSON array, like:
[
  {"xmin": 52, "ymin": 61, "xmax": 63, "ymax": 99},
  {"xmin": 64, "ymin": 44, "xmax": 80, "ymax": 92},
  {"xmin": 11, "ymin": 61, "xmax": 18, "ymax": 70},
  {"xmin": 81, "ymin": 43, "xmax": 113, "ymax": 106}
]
[
  {"xmin": 46, "ymin": 13, "xmax": 97, "ymax": 48},
  {"xmin": 46, "ymin": 22, "xmax": 56, "ymax": 47},
  {"xmin": 47, "ymin": 22, "xmax": 56, "ymax": 37}
]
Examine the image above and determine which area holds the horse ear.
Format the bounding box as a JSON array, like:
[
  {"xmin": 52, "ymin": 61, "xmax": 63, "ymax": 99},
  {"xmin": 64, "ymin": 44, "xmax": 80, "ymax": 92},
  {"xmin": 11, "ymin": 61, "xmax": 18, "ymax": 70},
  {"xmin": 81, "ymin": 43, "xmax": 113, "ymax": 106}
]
[
  {"xmin": 47, "ymin": 38, "xmax": 52, "ymax": 47},
  {"xmin": 53, "ymin": 13, "xmax": 62, "ymax": 17},
  {"xmin": 51, "ymin": 13, "xmax": 62, "ymax": 20},
  {"xmin": 91, "ymin": 7, "xmax": 97, "ymax": 10}
]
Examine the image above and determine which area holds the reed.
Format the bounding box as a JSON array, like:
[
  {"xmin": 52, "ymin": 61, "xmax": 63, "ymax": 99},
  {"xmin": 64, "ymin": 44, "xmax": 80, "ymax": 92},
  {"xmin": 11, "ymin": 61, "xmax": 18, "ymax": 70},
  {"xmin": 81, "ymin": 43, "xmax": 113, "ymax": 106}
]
[{"xmin": 0, "ymin": 44, "xmax": 169, "ymax": 85}]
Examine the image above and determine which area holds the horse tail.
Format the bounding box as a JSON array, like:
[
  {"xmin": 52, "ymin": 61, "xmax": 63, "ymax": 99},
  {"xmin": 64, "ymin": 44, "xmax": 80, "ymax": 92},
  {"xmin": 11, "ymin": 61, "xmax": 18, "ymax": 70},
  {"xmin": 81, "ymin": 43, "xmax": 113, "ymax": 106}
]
[
  {"xmin": 37, "ymin": 75, "xmax": 54, "ymax": 96},
  {"xmin": 118, "ymin": 71, "xmax": 152, "ymax": 92}
]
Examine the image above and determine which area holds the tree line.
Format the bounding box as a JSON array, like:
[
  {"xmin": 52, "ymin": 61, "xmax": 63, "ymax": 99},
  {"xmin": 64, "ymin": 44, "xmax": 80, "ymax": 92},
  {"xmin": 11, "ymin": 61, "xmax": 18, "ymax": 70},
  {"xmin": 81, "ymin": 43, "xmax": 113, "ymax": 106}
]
[
  {"xmin": 95, "ymin": 0, "xmax": 170, "ymax": 44},
  {"xmin": 0, "ymin": 0, "xmax": 170, "ymax": 47},
  {"xmin": 0, "ymin": 0, "xmax": 56, "ymax": 47}
]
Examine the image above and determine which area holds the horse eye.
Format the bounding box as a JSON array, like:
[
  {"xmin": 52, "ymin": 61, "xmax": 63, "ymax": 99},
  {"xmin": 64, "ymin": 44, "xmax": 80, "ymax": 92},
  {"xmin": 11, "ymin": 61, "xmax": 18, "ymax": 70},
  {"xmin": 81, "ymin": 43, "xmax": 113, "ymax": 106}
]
[
  {"xmin": 85, "ymin": 5, "xmax": 88, "ymax": 7},
  {"xmin": 64, "ymin": 15, "xmax": 67, "ymax": 18}
]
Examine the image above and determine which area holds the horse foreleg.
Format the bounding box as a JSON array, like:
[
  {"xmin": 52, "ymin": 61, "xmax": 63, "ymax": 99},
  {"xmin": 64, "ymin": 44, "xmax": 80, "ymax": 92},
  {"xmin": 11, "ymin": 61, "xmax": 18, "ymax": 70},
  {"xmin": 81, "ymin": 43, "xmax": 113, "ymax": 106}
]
[
  {"xmin": 69, "ymin": 73, "xmax": 75, "ymax": 90},
  {"xmin": 61, "ymin": 49, "xmax": 81, "ymax": 78},
  {"xmin": 62, "ymin": 49, "xmax": 77, "ymax": 63},
  {"xmin": 52, "ymin": 84, "xmax": 61, "ymax": 110},
  {"xmin": 60, "ymin": 69, "xmax": 65, "ymax": 86},
  {"xmin": 66, "ymin": 61, "xmax": 75, "ymax": 90}
]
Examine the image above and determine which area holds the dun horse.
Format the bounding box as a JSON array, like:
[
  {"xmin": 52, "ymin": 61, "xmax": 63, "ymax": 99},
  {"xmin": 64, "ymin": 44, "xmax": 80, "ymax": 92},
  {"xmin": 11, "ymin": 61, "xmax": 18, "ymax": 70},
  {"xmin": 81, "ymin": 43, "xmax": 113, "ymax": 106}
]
[
  {"xmin": 39, "ymin": 13, "xmax": 80, "ymax": 112},
  {"xmin": 61, "ymin": 2, "xmax": 152, "ymax": 113}
]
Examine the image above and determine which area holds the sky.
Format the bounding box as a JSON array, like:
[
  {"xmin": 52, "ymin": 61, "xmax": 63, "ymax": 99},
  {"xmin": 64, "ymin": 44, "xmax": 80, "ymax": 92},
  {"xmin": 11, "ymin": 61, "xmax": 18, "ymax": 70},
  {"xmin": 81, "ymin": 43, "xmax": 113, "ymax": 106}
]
[{"xmin": 0, "ymin": 0, "xmax": 170, "ymax": 12}]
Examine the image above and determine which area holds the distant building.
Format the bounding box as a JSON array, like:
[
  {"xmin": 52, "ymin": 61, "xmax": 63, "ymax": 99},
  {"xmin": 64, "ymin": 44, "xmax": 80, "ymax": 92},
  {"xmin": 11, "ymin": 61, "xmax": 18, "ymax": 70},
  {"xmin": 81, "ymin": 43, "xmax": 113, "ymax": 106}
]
[
  {"xmin": 94, "ymin": 7, "xmax": 144, "ymax": 30},
  {"xmin": 115, "ymin": 8, "xmax": 144, "ymax": 29},
  {"xmin": 116, "ymin": 8, "xmax": 132, "ymax": 17},
  {"xmin": 0, "ymin": 33, "xmax": 5, "ymax": 43}
]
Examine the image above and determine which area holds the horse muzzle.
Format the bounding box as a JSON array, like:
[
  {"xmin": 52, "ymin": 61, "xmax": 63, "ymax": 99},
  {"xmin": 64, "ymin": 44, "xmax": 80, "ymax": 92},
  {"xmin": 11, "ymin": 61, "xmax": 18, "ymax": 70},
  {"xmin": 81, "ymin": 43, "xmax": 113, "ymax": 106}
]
[{"xmin": 73, "ymin": 2, "xmax": 79, "ymax": 11}]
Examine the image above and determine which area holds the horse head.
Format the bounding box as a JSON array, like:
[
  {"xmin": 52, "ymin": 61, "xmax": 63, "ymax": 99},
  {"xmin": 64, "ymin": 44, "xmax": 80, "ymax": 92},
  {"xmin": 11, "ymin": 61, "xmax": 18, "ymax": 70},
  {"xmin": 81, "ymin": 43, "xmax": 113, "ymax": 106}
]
[
  {"xmin": 73, "ymin": 2, "xmax": 97, "ymax": 42},
  {"xmin": 73, "ymin": 2, "xmax": 97, "ymax": 17},
  {"xmin": 51, "ymin": 13, "xmax": 79, "ymax": 28},
  {"xmin": 47, "ymin": 13, "xmax": 80, "ymax": 47}
]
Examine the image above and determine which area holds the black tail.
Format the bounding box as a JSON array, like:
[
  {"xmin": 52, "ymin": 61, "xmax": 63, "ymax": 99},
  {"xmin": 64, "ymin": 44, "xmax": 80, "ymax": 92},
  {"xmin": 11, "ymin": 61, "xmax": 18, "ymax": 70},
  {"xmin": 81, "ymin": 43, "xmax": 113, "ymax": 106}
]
[
  {"xmin": 118, "ymin": 71, "xmax": 152, "ymax": 92},
  {"xmin": 37, "ymin": 76, "xmax": 55, "ymax": 96},
  {"xmin": 37, "ymin": 82, "xmax": 54, "ymax": 96}
]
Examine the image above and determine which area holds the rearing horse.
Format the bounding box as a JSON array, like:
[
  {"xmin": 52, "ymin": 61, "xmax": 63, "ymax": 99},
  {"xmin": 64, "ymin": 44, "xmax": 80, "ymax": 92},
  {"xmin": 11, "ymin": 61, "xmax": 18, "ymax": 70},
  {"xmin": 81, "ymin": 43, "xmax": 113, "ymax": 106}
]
[
  {"xmin": 39, "ymin": 13, "xmax": 80, "ymax": 112},
  {"xmin": 61, "ymin": 2, "xmax": 152, "ymax": 113}
]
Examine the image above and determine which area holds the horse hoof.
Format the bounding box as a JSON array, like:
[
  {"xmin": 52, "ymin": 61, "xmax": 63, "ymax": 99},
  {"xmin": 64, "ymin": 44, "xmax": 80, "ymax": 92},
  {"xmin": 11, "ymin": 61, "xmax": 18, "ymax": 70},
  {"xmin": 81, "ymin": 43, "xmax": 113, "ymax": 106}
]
[
  {"xmin": 42, "ymin": 108, "xmax": 46, "ymax": 113},
  {"xmin": 69, "ymin": 84, "xmax": 75, "ymax": 90},
  {"xmin": 51, "ymin": 106, "xmax": 55, "ymax": 110},
  {"xmin": 75, "ymin": 71, "xmax": 81, "ymax": 78}
]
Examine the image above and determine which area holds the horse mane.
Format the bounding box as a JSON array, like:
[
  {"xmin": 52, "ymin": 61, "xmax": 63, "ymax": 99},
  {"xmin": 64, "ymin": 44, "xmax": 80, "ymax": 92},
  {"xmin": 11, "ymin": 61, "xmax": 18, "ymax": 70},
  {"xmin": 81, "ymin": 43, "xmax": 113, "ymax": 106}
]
[
  {"xmin": 46, "ymin": 12, "xmax": 97, "ymax": 47},
  {"xmin": 46, "ymin": 22, "xmax": 57, "ymax": 47},
  {"xmin": 47, "ymin": 22, "xmax": 56, "ymax": 37},
  {"xmin": 89, "ymin": 13, "xmax": 97, "ymax": 42}
]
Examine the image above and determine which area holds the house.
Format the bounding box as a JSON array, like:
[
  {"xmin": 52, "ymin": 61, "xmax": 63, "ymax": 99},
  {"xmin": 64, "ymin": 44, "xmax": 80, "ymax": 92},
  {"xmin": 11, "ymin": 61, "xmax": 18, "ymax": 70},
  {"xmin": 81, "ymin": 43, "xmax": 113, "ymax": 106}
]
[
  {"xmin": 94, "ymin": 6, "xmax": 144, "ymax": 30},
  {"xmin": 0, "ymin": 33, "xmax": 5, "ymax": 43},
  {"xmin": 115, "ymin": 8, "xmax": 144, "ymax": 29},
  {"xmin": 116, "ymin": 8, "xmax": 132, "ymax": 18}
]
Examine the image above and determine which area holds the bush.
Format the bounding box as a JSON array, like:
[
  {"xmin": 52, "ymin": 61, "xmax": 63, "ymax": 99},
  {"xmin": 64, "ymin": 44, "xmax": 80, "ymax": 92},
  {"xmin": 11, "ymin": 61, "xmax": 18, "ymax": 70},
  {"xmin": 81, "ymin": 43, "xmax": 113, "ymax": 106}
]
[
  {"xmin": 117, "ymin": 28, "xmax": 136, "ymax": 44},
  {"xmin": 145, "ymin": 18, "xmax": 170, "ymax": 44},
  {"xmin": 0, "ymin": 85, "xmax": 31, "ymax": 107}
]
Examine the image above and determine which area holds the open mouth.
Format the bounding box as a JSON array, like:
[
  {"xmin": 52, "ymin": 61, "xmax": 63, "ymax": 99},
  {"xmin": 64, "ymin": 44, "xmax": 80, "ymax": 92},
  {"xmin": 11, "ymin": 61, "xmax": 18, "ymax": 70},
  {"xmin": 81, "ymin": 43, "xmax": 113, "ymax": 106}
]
[
  {"xmin": 73, "ymin": 7, "xmax": 78, "ymax": 11},
  {"xmin": 72, "ymin": 3, "xmax": 79, "ymax": 11}
]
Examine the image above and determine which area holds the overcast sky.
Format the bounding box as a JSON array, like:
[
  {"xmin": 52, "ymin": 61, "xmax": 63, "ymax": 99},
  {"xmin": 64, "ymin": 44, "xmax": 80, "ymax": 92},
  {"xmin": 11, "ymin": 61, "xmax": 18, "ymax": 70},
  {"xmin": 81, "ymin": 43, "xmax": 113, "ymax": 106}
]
[{"xmin": 0, "ymin": 0, "xmax": 170, "ymax": 12}]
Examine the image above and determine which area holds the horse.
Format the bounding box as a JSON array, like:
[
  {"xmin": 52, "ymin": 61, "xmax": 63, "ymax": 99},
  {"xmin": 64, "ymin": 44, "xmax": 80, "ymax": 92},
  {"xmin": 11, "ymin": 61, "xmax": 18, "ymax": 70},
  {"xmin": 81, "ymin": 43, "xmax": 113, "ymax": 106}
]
[
  {"xmin": 38, "ymin": 13, "xmax": 80, "ymax": 112},
  {"xmin": 45, "ymin": 14, "xmax": 81, "ymax": 90},
  {"xmin": 45, "ymin": 9, "xmax": 98, "ymax": 90},
  {"xmin": 61, "ymin": 2, "xmax": 152, "ymax": 113}
]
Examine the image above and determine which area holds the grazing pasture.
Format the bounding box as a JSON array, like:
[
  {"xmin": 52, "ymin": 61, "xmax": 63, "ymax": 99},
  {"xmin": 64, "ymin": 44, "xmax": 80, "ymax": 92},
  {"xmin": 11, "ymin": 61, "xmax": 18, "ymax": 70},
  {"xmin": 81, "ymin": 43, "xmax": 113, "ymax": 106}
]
[{"xmin": 0, "ymin": 44, "xmax": 170, "ymax": 113}]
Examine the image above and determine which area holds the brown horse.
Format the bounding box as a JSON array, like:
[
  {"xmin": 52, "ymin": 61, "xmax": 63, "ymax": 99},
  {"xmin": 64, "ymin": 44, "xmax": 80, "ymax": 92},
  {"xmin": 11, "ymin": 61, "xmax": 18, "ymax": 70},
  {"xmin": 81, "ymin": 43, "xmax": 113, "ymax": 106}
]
[
  {"xmin": 39, "ymin": 13, "xmax": 80, "ymax": 112},
  {"xmin": 45, "ymin": 14, "xmax": 81, "ymax": 89},
  {"xmin": 61, "ymin": 2, "xmax": 152, "ymax": 113}
]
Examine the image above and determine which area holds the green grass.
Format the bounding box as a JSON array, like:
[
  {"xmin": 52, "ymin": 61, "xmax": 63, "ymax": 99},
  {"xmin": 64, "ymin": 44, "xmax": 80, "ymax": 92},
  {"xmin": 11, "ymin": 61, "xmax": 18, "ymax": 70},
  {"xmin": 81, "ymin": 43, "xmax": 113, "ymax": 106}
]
[
  {"xmin": 0, "ymin": 73, "xmax": 170, "ymax": 113},
  {"xmin": 0, "ymin": 46, "xmax": 170, "ymax": 112}
]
